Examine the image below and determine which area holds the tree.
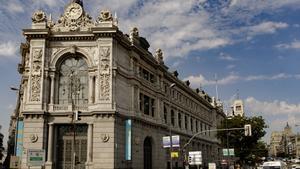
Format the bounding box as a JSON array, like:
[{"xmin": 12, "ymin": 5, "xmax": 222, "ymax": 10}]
[{"xmin": 217, "ymin": 115, "xmax": 268, "ymax": 165}]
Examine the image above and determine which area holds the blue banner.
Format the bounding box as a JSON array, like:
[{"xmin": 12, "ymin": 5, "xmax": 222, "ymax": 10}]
[
  {"xmin": 125, "ymin": 119, "xmax": 132, "ymax": 160},
  {"xmin": 16, "ymin": 119, "xmax": 24, "ymax": 157}
]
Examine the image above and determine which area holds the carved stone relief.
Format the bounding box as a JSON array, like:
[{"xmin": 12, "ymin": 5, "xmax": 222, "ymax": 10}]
[
  {"xmin": 30, "ymin": 49, "xmax": 43, "ymax": 102},
  {"xmin": 130, "ymin": 27, "xmax": 139, "ymax": 44},
  {"xmin": 155, "ymin": 48, "xmax": 164, "ymax": 64},
  {"xmin": 97, "ymin": 10, "xmax": 113, "ymax": 22},
  {"xmin": 51, "ymin": 2, "xmax": 94, "ymax": 32},
  {"xmin": 32, "ymin": 10, "xmax": 47, "ymax": 23},
  {"xmin": 99, "ymin": 47, "xmax": 111, "ymax": 101}
]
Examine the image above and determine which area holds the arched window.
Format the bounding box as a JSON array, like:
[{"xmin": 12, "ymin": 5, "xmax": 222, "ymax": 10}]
[{"xmin": 58, "ymin": 56, "xmax": 88, "ymax": 105}]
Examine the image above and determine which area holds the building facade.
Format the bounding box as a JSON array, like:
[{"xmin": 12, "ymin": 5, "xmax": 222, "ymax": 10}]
[
  {"xmin": 12, "ymin": 1, "xmax": 225, "ymax": 169},
  {"xmin": 269, "ymin": 123, "xmax": 300, "ymax": 158},
  {"xmin": 230, "ymin": 99, "xmax": 244, "ymax": 117}
]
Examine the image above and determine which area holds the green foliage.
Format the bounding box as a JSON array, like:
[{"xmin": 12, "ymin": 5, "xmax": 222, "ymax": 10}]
[{"xmin": 217, "ymin": 115, "xmax": 268, "ymax": 165}]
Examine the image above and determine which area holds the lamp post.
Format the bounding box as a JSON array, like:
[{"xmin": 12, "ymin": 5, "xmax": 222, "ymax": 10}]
[
  {"xmin": 10, "ymin": 86, "xmax": 20, "ymax": 156},
  {"xmin": 226, "ymin": 115, "xmax": 232, "ymax": 169},
  {"xmin": 169, "ymin": 83, "xmax": 176, "ymax": 169},
  {"xmin": 69, "ymin": 70, "xmax": 81, "ymax": 169}
]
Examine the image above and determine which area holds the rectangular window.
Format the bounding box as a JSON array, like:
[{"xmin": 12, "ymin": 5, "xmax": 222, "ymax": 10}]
[
  {"xmin": 140, "ymin": 67, "xmax": 156, "ymax": 83},
  {"xmin": 164, "ymin": 106, "xmax": 167, "ymax": 124},
  {"xmin": 139, "ymin": 93, "xmax": 143, "ymax": 112},
  {"xmin": 201, "ymin": 122, "xmax": 203, "ymax": 133},
  {"xmin": 151, "ymin": 99, "xmax": 155, "ymax": 117},
  {"xmin": 196, "ymin": 120, "xmax": 198, "ymax": 133},
  {"xmin": 140, "ymin": 93, "xmax": 155, "ymax": 117},
  {"xmin": 144, "ymin": 95, "xmax": 150, "ymax": 115},
  {"xmin": 150, "ymin": 74, "xmax": 155, "ymax": 83},
  {"xmin": 190, "ymin": 118, "xmax": 193, "ymax": 132},
  {"xmin": 178, "ymin": 113, "xmax": 182, "ymax": 129},
  {"xmin": 171, "ymin": 110, "xmax": 175, "ymax": 126},
  {"xmin": 185, "ymin": 115, "xmax": 188, "ymax": 130}
]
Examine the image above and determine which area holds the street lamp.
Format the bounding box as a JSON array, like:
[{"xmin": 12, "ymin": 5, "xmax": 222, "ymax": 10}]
[
  {"xmin": 225, "ymin": 114, "xmax": 232, "ymax": 168},
  {"xmin": 169, "ymin": 83, "xmax": 176, "ymax": 169},
  {"xmin": 69, "ymin": 70, "xmax": 82, "ymax": 169}
]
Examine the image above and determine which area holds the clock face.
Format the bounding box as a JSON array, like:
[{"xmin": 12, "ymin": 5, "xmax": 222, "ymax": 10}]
[{"xmin": 65, "ymin": 3, "xmax": 83, "ymax": 20}]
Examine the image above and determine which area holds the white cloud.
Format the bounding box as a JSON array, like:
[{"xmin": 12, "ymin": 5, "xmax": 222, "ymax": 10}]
[
  {"xmin": 226, "ymin": 65, "xmax": 235, "ymax": 69},
  {"xmin": 276, "ymin": 40, "xmax": 300, "ymax": 49},
  {"xmin": 245, "ymin": 97, "xmax": 300, "ymax": 116},
  {"xmin": 184, "ymin": 73, "xmax": 240, "ymax": 87},
  {"xmin": 247, "ymin": 21, "xmax": 288, "ymax": 36},
  {"xmin": 219, "ymin": 52, "xmax": 236, "ymax": 61},
  {"xmin": 0, "ymin": 42, "xmax": 18, "ymax": 58},
  {"xmin": 185, "ymin": 73, "xmax": 300, "ymax": 87},
  {"xmin": 7, "ymin": 2, "xmax": 24, "ymax": 13},
  {"xmin": 245, "ymin": 73, "xmax": 293, "ymax": 81}
]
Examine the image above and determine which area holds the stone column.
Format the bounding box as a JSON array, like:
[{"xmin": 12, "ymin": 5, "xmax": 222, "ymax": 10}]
[
  {"xmin": 45, "ymin": 123, "xmax": 54, "ymax": 169},
  {"xmin": 86, "ymin": 123, "xmax": 93, "ymax": 168},
  {"xmin": 50, "ymin": 74, "xmax": 55, "ymax": 104}
]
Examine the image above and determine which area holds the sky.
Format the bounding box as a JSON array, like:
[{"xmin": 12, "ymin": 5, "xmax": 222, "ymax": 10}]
[{"xmin": 0, "ymin": 0, "xmax": 300, "ymax": 146}]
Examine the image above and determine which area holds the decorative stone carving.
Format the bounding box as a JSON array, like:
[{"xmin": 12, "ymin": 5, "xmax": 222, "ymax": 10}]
[
  {"xmin": 130, "ymin": 27, "xmax": 139, "ymax": 43},
  {"xmin": 134, "ymin": 137, "xmax": 140, "ymax": 145},
  {"xmin": 99, "ymin": 47, "xmax": 111, "ymax": 101},
  {"xmin": 32, "ymin": 10, "xmax": 47, "ymax": 23},
  {"xmin": 30, "ymin": 134, "xmax": 38, "ymax": 143},
  {"xmin": 99, "ymin": 74, "xmax": 110, "ymax": 100},
  {"xmin": 30, "ymin": 49, "xmax": 42, "ymax": 102},
  {"xmin": 31, "ymin": 75, "xmax": 41, "ymax": 102},
  {"xmin": 98, "ymin": 10, "xmax": 113, "ymax": 22},
  {"xmin": 52, "ymin": 2, "xmax": 93, "ymax": 32},
  {"xmin": 99, "ymin": 47, "xmax": 110, "ymax": 74},
  {"xmin": 65, "ymin": 2, "xmax": 83, "ymax": 20},
  {"xmin": 101, "ymin": 134, "xmax": 110, "ymax": 142},
  {"xmin": 155, "ymin": 48, "xmax": 164, "ymax": 64}
]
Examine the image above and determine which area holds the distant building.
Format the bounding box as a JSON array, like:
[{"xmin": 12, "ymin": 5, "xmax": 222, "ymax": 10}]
[
  {"xmin": 230, "ymin": 99, "xmax": 244, "ymax": 117},
  {"xmin": 269, "ymin": 123, "xmax": 300, "ymax": 158}
]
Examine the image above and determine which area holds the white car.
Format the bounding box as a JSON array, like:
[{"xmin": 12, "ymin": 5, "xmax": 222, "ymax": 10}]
[{"xmin": 262, "ymin": 161, "xmax": 287, "ymax": 169}]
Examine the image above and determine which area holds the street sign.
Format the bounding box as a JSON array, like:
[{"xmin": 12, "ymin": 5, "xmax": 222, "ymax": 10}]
[
  {"xmin": 162, "ymin": 135, "xmax": 180, "ymax": 148},
  {"xmin": 223, "ymin": 148, "xmax": 229, "ymax": 156},
  {"xmin": 27, "ymin": 149, "xmax": 45, "ymax": 166},
  {"xmin": 171, "ymin": 151, "xmax": 179, "ymax": 158},
  {"xmin": 229, "ymin": 148, "xmax": 235, "ymax": 156},
  {"xmin": 188, "ymin": 151, "xmax": 202, "ymax": 165},
  {"xmin": 209, "ymin": 163, "xmax": 216, "ymax": 169},
  {"xmin": 223, "ymin": 148, "xmax": 235, "ymax": 156}
]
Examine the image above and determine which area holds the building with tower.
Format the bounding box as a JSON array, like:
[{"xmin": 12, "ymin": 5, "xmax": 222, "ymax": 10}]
[
  {"xmin": 230, "ymin": 99, "xmax": 244, "ymax": 117},
  {"xmin": 269, "ymin": 123, "xmax": 300, "ymax": 158},
  {"xmin": 10, "ymin": 1, "xmax": 226, "ymax": 169}
]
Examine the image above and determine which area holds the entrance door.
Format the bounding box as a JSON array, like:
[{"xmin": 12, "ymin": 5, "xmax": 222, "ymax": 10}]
[
  {"xmin": 56, "ymin": 125, "xmax": 87, "ymax": 169},
  {"xmin": 144, "ymin": 137, "xmax": 152, "ymax": 169}
]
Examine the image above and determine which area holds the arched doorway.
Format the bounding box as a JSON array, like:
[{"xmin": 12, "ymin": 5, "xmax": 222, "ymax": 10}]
[{"xmin": 144, "ymin": 137, "xmax": 152, "ymax": 169}]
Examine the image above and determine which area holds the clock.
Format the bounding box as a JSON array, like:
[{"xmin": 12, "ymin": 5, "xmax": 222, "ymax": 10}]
[{"xmin": 64, "ymin": 2, "xmax": 83, "ymax": 20}]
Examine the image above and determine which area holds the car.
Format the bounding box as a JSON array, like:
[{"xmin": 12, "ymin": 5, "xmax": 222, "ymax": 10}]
[
  {"xmin": 292, "ymin": 164, "xmax": 300, "ymax": 169},
  {"xmin": 262, "ymin": 161, "xmax": 287, "ymax": 169}
]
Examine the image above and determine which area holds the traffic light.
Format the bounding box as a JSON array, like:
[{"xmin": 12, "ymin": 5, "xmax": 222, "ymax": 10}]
[
  {"xmin": 188, "ymin": 156, "xmax": 192, "ymax": 164},
  {"xmin": 74, "ymin": 110, "xmax": 82, "ymax": 121},
  {"xmin": 244, "ymin": 124, "xmax": 252, "ymax": 136}
]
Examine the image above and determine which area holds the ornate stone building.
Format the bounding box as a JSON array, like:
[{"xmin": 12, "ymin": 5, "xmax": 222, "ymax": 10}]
[
  {"xmin": 269, "ymin": 123, "xmax": 300, "ymax": 158},
  {"xmin": 13, "ymin": 1, "xmax": 225, "ymax": 169}
]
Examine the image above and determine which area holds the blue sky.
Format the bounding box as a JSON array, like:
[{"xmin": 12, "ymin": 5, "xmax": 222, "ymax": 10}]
[{"xmin": 0, "ymin": 0, "xmax": 300, "ymax": 145}]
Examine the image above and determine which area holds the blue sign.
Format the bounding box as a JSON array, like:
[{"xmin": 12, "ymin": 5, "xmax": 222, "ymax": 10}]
[
  {"xmin": 16, "ymin": 120, "xmax": 24, "ymax": 157},
  {"xmin": 125, "ymin": 119, "xmax": 132, "ymax": 160}
]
